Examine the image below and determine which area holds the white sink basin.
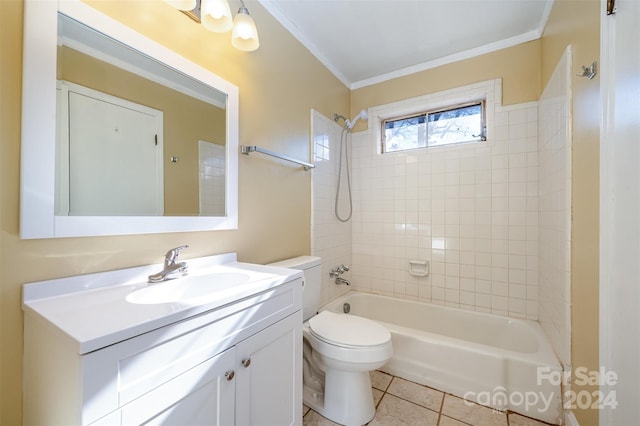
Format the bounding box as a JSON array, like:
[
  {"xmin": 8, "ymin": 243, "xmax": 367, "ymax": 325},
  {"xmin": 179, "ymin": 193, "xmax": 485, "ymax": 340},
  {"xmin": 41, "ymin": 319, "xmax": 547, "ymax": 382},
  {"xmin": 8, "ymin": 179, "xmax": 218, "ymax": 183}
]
[{"xmin": 126, "ymin": 273, "xmax": 251, "ymax": 305}]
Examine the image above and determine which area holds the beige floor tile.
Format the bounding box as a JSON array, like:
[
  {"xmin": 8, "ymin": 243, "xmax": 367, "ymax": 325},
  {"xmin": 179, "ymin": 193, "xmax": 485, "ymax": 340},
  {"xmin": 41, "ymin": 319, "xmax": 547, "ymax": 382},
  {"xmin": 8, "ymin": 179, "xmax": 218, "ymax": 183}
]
[
  {"xmin": 509, "ymin": 412, "xmax": 553, "ymax": 426},
  {"xmin": 302, "ymin": 373, "xmax": 558, "ymax": 426},
  {"xmin": 370, "ymin": 370, "xmax": 393, "ymax": 391},
  {"xmin": 386, "ymin": 377, "xmax": 444, "ymax": 411},
  {"xmin": 441, "ymin": 395, "xmax": 507, "ymax": 426},
  {"xmin": 372, "ymin": 388, "xmax": 384, "ymax": 407},
  {"xmin": 369, "ymin": 394, "xmax": 439, "ymax": 426},
  {"xmin": 302, "ymin": 409, "xmax": 341, "ymax": 426},
  {"xmin": 438, "ymin": 415, "xmax": 471, "ymax": 426}
]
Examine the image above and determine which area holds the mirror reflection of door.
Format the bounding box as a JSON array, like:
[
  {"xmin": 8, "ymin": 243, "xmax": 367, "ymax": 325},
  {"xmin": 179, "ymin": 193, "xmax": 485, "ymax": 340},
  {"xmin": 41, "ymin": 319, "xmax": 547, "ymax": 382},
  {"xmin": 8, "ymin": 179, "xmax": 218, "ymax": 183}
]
[{"xmin": 57, "ymin": 81, "xmax": 164, "ymax": 216}]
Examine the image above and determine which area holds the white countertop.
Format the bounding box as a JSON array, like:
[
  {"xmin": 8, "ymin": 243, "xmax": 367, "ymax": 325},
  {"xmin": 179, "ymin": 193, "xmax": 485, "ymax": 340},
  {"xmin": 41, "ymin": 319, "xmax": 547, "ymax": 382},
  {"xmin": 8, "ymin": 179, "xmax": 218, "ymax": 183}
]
[{"xmin": 23, "ymin": 253, "xmax": 302, "ymax": 354}]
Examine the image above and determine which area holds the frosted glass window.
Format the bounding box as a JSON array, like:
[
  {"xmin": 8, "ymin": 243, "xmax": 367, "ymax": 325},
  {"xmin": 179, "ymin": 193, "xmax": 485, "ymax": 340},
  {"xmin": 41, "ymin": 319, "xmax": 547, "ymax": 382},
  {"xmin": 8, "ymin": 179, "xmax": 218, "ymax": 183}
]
[{"xmin": 382, "ymin": 101, "xmax": 486, "ymax": 153}]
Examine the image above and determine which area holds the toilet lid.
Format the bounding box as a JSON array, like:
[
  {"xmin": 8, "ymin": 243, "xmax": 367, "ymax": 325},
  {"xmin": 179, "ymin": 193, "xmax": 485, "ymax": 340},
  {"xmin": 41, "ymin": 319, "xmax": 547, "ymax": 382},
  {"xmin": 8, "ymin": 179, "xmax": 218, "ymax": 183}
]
[{"xmin": 308, "ymin": 311, "xmax": 390, "ymax": 347}]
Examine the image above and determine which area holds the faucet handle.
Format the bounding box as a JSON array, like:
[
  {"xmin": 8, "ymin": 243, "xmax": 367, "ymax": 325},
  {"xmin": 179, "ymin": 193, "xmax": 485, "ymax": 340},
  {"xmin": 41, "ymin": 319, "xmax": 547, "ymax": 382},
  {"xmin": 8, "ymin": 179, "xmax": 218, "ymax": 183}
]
[
  {"xmin": 165, "ymin": 245, "xmax": 189, "ymax": 264},
  {"xmin": 329, "ymin": 264, "xmax": 350, "ymax": 278}
]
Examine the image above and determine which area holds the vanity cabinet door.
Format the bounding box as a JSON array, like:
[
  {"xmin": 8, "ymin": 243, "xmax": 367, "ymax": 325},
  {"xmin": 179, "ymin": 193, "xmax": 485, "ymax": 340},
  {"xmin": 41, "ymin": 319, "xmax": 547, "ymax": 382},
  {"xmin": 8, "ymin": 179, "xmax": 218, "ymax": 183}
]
[
  {"xmin": 235, "ymin": 311, "xmax": 302, "ymax": 426},
  {"xmin": 118, "ymin": 347, "xmax": 236, "ymax": 425}
]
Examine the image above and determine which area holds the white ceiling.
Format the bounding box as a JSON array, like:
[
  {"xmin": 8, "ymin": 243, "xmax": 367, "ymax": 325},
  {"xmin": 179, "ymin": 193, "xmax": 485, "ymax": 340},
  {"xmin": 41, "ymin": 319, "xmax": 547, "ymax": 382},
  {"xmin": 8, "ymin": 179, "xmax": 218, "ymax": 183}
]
[{"xmin": 258, "ymin": 0, "xmax": 554, "ymax": 89}]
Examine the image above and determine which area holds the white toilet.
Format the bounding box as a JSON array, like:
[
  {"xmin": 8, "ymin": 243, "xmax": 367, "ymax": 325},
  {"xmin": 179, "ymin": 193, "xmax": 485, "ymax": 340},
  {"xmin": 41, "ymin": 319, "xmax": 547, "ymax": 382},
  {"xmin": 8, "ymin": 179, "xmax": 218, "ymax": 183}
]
[{"xmin": 269, "ymin": 256, "xmax": 393, "ymax": 426}]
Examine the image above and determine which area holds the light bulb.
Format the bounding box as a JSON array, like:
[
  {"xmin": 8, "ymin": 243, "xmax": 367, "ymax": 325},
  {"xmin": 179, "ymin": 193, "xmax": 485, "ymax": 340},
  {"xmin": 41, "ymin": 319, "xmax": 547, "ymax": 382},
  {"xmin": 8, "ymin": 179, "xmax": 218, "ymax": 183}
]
[
  {"xmin": 201, "ymin": 0, "xmax": 233, "ymax": 32},
  {"xmin": 231, "ymin": 7, "xmax": 259, "ymax": 51}
]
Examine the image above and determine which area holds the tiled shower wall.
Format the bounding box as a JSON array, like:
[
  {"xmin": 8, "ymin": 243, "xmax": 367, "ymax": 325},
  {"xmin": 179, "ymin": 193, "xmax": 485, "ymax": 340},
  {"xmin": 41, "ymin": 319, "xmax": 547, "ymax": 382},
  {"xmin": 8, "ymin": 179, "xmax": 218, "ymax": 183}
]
[
  {"xmin": 311, "ymin": 110, "xmax": 352, "ymax": 306},
  {"xmin": 349, "ymin": 81, "xmax": 540, "ymax": 320},
  {"xmin": 312, "ymin": 73, "xmax": 571, "ymax": 326},
  {"xmin": 537, "ymin": 47, "xmax": 572, "ymax": 366}
]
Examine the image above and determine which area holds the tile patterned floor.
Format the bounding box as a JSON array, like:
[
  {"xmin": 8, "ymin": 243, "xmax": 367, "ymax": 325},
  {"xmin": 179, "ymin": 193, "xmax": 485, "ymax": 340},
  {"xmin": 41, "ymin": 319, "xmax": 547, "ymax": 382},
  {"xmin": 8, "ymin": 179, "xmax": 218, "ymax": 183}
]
[{"xmin": 303, "ymin": 371, "xmax": 555, "ymax": 426}]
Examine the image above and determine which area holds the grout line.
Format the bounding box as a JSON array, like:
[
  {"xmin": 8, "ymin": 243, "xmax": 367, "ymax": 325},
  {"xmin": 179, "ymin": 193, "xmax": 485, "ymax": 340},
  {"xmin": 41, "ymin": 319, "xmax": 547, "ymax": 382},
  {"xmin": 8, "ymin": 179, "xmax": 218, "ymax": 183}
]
[
  {"xmin": 439, "ymin": 414, "xmax": 475, "ymax": 426},
  {"xmin": 304, "ymin": 372, "xmax": 556, "ymax": 426},
  {"xmin": 439, "ymin": 390, "xmax": 446, "ymax": 413},
  {"xmin": 377, "ymin": 389, "xmax": 441, "ymax": 417},
  {"xmin": 436, "ymin": 391, "xmax": 446, "ymax": 426}
]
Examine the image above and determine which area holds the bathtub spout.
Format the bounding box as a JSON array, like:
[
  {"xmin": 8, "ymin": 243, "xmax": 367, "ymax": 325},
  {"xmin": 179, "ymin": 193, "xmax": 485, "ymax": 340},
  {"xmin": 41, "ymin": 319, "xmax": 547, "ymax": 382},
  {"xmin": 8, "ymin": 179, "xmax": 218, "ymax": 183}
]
[{"xmin": 335, "ymin": 277, "xmax": 350, "ymax": 285}]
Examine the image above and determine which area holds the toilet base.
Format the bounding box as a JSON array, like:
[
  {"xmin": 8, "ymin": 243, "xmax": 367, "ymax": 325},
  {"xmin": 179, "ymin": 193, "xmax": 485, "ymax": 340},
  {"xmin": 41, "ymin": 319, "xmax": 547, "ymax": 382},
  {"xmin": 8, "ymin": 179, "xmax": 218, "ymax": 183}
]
[{"xmin": 303, "ymin": 369, "xmax": 375, "ymax": 426}]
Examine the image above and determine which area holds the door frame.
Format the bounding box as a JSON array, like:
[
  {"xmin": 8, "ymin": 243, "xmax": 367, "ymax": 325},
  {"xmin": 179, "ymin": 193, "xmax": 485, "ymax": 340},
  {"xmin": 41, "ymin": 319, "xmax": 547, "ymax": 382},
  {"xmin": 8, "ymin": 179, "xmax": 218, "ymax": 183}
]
[{"xmin": 599, "ymin": 0, "xmax": 640, "ymax": 423}]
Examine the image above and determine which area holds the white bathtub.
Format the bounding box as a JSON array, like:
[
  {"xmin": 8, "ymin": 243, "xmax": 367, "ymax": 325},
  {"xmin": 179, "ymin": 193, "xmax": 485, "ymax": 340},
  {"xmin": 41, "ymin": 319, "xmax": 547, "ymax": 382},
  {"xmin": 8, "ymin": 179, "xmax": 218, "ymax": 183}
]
[{"xmin": 323, "ymin": 291, "xmax": 563, "ymax": 424}]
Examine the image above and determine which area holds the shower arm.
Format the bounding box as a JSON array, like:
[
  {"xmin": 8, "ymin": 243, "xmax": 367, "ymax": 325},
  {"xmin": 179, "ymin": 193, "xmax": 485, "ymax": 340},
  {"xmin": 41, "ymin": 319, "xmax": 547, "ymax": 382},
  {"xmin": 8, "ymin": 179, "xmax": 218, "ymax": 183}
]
[{"xmin": 334, "ymin": 110, "xmax": 368, "ymax": 130}]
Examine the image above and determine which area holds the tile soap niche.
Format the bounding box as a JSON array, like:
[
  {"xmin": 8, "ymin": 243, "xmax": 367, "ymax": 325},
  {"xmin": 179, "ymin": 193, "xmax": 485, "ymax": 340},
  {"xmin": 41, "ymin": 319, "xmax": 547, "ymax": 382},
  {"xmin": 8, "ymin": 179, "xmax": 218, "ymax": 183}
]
[{"xmin": 409, "ymin": 260, "xmax": 429, "ymax": 277}]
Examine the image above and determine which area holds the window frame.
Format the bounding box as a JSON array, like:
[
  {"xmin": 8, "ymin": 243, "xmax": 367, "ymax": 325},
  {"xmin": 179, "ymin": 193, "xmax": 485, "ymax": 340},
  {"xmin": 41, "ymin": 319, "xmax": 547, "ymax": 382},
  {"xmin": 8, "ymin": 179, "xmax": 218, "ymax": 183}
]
[
  {"xmin": 367, "ymin": 79, "xmax": 498, "ymax": 158},
  {"xmin": 381, "ymin": 99, "xmax": 487, "ymax": 154}
]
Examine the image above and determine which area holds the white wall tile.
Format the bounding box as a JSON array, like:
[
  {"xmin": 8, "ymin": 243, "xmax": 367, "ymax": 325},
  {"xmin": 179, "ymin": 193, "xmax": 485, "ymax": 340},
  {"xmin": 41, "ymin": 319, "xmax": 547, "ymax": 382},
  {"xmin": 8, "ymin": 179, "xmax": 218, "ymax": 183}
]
[
  {"xmin": 347, "ymin": 81, "xmax": 539, "ymax": 318},
  {"xmin": 310, "ymin": 110, "xmax": 353, "ymax": 305},
  {"xmin": 313, "ymin": 81, "xmax": 549, "ymax": 324},
  {"xmin": 537, "ymin": 49, "xmax": 572, "ymax": 367}
]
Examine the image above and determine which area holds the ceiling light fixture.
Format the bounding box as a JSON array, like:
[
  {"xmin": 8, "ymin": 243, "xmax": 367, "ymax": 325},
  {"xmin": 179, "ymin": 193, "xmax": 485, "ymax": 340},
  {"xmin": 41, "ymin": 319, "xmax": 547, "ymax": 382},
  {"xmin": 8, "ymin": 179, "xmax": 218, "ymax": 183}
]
[{"xmin": 165, "ymin": 0, "xmax": 260, "ymax": 52}]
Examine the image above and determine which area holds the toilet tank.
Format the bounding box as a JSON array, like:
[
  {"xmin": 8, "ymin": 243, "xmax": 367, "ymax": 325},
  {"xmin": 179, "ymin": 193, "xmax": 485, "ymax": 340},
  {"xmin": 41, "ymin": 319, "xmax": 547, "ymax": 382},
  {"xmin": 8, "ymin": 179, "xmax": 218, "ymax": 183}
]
[{"xmin": 268, "ymin": 256, "xmax": 322, "ymax": 321}]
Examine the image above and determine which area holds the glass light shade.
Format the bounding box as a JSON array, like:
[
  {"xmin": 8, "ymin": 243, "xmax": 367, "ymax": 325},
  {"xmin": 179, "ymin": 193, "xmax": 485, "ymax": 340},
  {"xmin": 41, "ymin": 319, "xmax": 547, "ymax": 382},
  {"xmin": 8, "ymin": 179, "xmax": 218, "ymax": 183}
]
[
  {"xmin": 231, "ymin": 8, "xmax": 260, "ymax": 52},
  {"xmin": 201, "ymin": 0, "xmax": 233, "ymax": 32},
  {"xmin": 165, "ymin": 0, "xmax": 197, "ymax": 11}
]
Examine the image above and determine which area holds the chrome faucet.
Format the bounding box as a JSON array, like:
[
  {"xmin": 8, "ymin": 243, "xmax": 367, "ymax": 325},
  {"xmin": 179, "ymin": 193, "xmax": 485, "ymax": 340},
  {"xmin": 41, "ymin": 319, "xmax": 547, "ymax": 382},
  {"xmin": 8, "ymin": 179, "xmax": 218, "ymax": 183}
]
[
  {"xmin": 148, "ymin": 245, "xmax": 189, "ymax": 283},
  {"xmin": 329, "ymin": 264, "xmax": 349, "ymax": 278},
  {"xmin": 330, "ymin": 264, "xmax": 350, "ymax": 285},
  {"xmin": 335, "ymin": 277, "xmax": 350, "ymax": 286}
]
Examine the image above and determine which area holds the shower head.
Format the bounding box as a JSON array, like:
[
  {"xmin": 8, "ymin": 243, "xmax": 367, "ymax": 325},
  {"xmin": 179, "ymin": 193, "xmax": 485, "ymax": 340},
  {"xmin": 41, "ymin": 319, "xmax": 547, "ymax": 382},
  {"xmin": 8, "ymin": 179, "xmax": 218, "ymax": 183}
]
[{"xmin": 345, "ymin": 109, "xmax": 368, "ymax": 130}]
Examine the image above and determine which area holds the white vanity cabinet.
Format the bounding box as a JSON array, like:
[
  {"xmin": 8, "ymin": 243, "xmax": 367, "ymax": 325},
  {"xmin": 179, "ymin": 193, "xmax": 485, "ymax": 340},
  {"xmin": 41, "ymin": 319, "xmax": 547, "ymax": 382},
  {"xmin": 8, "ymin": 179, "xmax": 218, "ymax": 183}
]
[
  {"xmin": 235, "ymin": 312, "xmax": 301, "ymax": 426},
  {"xmin": 115, "ymin": 346, "xmax": 237, "ymax": 425},
  {"xmin": 112, "ymin": 313, "xmax": 301, "ymax": 426},
  {"xmin": 22, "ymin": 255, "xmax": 303, "ymax": 426}
]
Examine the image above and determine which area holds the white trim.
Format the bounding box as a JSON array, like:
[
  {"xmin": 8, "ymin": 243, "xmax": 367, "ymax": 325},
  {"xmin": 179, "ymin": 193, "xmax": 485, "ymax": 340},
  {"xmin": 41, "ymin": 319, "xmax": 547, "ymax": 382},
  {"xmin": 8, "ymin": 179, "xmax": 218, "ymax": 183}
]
[
  {"xmin": 599, "ymin": 2, "xmax": 614, "ymax": 424},
  {"xmin": 537, "ymin": 0, "xmax": 556, "ymax": 38},
  {"xmin": 58, "ymin": 13, "xmax": 227, "ymax": 109},
  {"xmin": 600, "ymin": 0, "xmax": 640, "ymax": 423},
  {"xmin": 367, "ymin": 79, "xmax": 499, "ymax": 157},
  {"xmin": 351, "ymin": 30, "xmax": 542, "ymax": 90},
  {"xmin": 20, "ymin": 0, "xmax": 58, "ymax": 239},
  {"xmin": 20, "ymin": 0, "xmax": 239, "ymax": 238}
]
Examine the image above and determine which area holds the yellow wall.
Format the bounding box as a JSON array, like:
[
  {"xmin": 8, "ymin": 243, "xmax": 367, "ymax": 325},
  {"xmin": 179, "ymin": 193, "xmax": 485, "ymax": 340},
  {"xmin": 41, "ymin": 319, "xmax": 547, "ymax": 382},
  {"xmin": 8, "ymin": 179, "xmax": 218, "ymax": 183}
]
[
  {"xmin": 542, "ymin": 1, "xmax": 601, "ymax": 425},
  {"xmin": 0, "ymin": 0, "xmax": 349, "ymax": 423},
  {"xmin": 59, "ymin": 46, "xmax": 226, "ymax": 215},
  {"xmin": 351, "ymin": 39, "xmax": 541, "ymax": 124}
]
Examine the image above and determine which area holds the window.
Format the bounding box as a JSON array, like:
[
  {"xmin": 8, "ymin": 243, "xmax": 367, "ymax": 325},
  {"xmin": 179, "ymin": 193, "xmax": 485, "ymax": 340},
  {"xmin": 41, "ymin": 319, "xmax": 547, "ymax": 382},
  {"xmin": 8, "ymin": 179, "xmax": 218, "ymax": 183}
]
[{"xmin": 382, "ymin": 101, "xmax": 486, "ymax": 153}]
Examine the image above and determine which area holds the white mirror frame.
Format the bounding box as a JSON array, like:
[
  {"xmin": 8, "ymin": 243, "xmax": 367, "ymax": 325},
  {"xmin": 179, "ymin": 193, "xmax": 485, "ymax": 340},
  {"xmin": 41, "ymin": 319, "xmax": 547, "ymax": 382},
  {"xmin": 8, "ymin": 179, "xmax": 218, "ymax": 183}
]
[{"xmin": 20, "ymin": 0, "xmax": 239, "ymax": 239}]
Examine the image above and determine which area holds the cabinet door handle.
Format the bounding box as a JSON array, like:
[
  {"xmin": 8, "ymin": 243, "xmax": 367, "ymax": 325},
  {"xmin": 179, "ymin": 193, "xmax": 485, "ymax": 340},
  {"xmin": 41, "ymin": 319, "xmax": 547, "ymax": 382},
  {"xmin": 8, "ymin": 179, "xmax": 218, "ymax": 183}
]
[
  {"xmin": 241, "ymin": 358, "xmax": 251, "ymax": 368},
  {"xmin": 225, "ymin": 370, "xmax": 235, "ymax": 381}
]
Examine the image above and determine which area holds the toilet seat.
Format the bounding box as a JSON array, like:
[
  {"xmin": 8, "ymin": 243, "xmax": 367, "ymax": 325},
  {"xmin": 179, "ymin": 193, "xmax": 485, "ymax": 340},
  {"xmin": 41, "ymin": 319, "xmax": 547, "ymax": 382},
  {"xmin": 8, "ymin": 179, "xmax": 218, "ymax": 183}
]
[{"xmin": 308, "ymin": 311, "xmax": 391, "ymax": 348}]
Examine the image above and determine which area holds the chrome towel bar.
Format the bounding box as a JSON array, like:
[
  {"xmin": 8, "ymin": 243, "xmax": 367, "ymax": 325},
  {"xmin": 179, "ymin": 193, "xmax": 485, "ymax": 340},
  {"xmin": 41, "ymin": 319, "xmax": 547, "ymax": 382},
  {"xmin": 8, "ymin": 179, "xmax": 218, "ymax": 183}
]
[{"xmin": 240, "ymin": 145, "xmax": 315, "ymax": 171}]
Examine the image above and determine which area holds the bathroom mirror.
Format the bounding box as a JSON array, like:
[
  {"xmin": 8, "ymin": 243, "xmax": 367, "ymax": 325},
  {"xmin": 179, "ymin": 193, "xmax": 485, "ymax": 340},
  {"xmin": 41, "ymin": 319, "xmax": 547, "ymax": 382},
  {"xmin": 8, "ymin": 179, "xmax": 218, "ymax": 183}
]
[{"xmin": 21, "ymin": 0, "xmax": 239, "ymax": 238}]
